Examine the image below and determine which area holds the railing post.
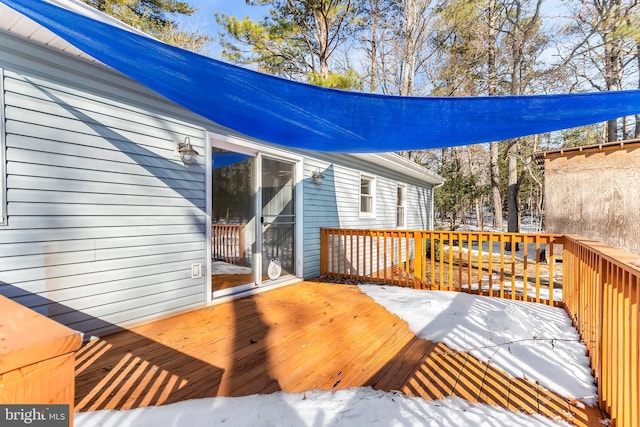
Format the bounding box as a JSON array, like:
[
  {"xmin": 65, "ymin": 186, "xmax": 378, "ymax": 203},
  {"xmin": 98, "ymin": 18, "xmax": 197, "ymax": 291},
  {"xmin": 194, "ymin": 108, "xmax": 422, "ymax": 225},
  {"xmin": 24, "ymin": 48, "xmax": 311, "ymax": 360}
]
[
  {"xmin": 414, "ymin": 232, "xmax": 423, "ymax": 289},
  {"xmin": 320, "ymin": 228, "xmax": 327, "ymax": 276}
]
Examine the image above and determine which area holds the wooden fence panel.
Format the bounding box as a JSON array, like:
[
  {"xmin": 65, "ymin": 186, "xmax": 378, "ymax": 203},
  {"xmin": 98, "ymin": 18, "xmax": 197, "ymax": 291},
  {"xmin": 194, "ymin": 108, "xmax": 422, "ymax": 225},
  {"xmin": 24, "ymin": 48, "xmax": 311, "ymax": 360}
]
[{"xmin": 562, "ymin": 235, "xmax": 639, "ymax": 427}]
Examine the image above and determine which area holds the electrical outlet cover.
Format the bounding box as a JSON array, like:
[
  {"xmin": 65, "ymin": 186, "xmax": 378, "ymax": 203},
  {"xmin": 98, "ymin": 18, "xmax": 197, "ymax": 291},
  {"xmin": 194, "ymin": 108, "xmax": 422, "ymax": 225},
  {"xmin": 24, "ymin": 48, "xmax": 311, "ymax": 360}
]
[{"xmin": 191, "ymin": 263, "xmax": 202, "ymax": 278}]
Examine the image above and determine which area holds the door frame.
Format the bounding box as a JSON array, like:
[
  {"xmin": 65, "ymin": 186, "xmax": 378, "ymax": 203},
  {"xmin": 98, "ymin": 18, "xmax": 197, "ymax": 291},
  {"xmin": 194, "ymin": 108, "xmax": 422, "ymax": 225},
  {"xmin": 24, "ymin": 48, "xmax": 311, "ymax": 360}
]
[{"xmin": 207, "ymin": 132, "xmax": 304, "ymax": 301}]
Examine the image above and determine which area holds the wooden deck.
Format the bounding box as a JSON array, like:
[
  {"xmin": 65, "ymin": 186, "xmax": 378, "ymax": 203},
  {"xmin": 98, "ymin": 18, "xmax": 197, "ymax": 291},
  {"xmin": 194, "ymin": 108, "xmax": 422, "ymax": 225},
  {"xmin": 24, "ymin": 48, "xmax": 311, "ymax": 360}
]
[{"xmin": 75, "ymin": 281, "xmax": 604, "ymax": 426}]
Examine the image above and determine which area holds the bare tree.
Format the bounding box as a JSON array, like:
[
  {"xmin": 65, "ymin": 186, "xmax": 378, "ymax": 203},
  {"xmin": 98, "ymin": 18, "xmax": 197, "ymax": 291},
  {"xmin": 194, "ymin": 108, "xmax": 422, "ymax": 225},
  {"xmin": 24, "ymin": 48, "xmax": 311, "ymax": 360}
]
[
  {"xmin": 367, "ymin": 0, "xmax": 436, "ymax": 96},
  {"xmin": 504, "ymin": 0, "xmax": 545, "ymax": 235},
  {"xmin": 488, "ymin": 0, "xmax": 504, "ymax": 230},
  {"xmin": 561, "ymin": 0, "xmax": 640, "ymax": 141}
]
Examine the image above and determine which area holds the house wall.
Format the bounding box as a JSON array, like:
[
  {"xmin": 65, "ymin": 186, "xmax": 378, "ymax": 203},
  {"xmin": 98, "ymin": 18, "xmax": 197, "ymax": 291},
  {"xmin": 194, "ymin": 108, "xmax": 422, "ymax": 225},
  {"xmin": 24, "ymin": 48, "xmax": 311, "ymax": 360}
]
[
  {"xmin": 302, "ymin": 154, "xmax": 433, "ymax": 278},
  {"xmin": 0, "ymin": 31, "xmax": 211, "ymax": 337},
  {"xmin": 0, "ymin": 27, "xmax": 438, "ymax": 334},
  {"xmin": 544, "ymin": 146, "xmax": 640, "ymax": 256}
]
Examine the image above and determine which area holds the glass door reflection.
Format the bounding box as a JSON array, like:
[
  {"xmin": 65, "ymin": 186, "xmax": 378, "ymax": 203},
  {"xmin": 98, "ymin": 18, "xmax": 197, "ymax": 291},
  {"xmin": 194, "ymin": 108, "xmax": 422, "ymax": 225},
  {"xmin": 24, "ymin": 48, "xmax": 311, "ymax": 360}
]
[{"xmin": 211, "ymin": 148, "xmax": 256, "ymax": 294}]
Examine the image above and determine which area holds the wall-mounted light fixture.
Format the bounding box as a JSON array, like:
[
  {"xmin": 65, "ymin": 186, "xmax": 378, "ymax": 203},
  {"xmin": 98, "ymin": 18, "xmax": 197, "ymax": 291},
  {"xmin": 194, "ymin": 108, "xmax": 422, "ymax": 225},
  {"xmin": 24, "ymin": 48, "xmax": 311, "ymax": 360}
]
[
  {"xmin": 311, "ymin": 168, "xmax": 325, "ymax": 183},
  {"xmin": 177, "ymin": 137, "xmax": 199, "ymax": 164}
]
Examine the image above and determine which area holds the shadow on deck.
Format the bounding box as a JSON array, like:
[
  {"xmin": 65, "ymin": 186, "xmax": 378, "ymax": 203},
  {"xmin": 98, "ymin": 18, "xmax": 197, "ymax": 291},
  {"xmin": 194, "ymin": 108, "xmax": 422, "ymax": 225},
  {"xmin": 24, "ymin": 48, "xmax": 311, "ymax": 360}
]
[{"xmin": 75, "ymin": 281, "xmax": 604, "ymax": 426}]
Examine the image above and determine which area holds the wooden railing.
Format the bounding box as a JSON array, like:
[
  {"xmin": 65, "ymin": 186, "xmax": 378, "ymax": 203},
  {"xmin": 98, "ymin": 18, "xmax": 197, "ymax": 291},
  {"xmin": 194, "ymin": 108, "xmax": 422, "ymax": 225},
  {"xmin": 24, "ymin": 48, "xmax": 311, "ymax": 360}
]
[
  {"xmin": 562, "ymin": 235, "xmax": 639, "ymax": 427},
  {"xmin": 320, "ymin": 228, "xmax": 563, "ymax": 305},
  {"xmin": 212, "ymin": 224, "xmax": 245, "ymax": 265},
  {"xmin": 320, "ymin": 228, "xmax": 640, "ymax": 426}
]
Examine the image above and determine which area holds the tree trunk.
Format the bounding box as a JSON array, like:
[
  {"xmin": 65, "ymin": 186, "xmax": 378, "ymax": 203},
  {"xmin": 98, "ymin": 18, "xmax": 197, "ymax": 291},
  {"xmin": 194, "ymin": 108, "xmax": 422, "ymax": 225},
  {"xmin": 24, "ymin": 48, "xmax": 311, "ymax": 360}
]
[
  {"xmin": 367, "ymin": 0, "xmax": 380, "ymax": 93},
  {"xmin": 636, "ymin": 41, "xmax": 640, "ymax": 138},
  {"xmin": 506, "ymin": 144, "xmax": 519, "ymax": 233},
  {"xmin": 466, "ymin": 146, "xmax": 482, "ymax": 229},
  {"xmin": 490, "ymin": 142, "xmax": 502, "ymax": 230},
  {"xmin": 487, "ymin": 0, "xmax": 502, "ymax": 231},
  {"xmin": 506, "ymin": 142, "xmax": 520, "ymax": 251},
  {"xmin": 401, "ymin": 0, "xmax": 417, "ymax": 96},
  {"xmin": 602, "ymin": 0, "xmax": 623, "ymax": 142},
  {"xmin": 312, "ymin": 5, "xmax": 330, "ymax": 79},
  {"xmin": 487, "ymin": 0, "xmax": 497, "ymax": 96}
]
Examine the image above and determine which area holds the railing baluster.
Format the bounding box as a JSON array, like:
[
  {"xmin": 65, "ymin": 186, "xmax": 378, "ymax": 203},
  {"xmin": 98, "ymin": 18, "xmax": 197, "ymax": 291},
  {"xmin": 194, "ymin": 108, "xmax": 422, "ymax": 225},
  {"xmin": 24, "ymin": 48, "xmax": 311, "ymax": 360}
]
[
  {"xmin": 535, "ymin": 236, "xmax": 541, "ymax": 303},
  {"xmin": 445, "ymin": 231, "xmax": 451, "ymax": 291},
  {"xmin": 467, "ymin": 233, "xmax": 472, "ymax": 292},
  {"xmin": 549, "ymin": 238, "xmax": 555, "ymax": 306},
  {"xmin": 623, "ymin": 270, "xmax": 631, "ymax": 427},
  {"xmin": 633, "ymin": 274, "xmax": 639, "ymax": 427},
  {"xmin": 499, "ymin": 235, "xmax": 505, "ymax": 299},
  {"xmin": 510, "ymin": 234, "xmax": 516, "ymax": 300},
  {"xmin": 477, "ymin": 233, "xmax": 483, "ymax": 295},
  {"xmin": 405, "ymin": 231, "xmax": 410, "ymax": 288},
  {"xmin": 488, "ymin": 234, "xmax": 494, "ymax": 297},
  {"xmin": 523, "ymin": 235, "xmax": 528, "ymax": 301},
  {"xmin": 457, "ymin": 234, "xmax": 463, "ymax": 291}
]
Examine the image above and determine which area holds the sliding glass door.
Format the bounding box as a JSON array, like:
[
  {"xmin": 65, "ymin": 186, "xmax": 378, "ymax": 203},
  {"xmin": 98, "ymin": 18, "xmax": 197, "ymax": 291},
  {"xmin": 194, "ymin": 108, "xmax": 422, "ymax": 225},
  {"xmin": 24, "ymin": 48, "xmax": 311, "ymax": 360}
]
[
  {"xmin": 211, "ymin": 148, "xmax": 297, "ymax": 297},
  {"xmin": 261, "ymin": 157, "xmax": 296, "ymax": 281}
]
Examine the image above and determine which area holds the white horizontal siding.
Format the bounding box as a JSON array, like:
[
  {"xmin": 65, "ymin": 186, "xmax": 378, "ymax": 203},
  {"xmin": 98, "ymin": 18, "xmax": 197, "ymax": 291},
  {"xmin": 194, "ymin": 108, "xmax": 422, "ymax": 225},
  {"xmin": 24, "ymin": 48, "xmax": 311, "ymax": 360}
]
[
  {"xmin": 406, "ymin": 185, "xmax": 433, "ymax": 230},
  {"xmin": 0, "ymin": 32, "xmax": 210, "ymax": 336},
  {"xmin": 302, "ymin": 154, "xmax": 434, "ymax": 279}
]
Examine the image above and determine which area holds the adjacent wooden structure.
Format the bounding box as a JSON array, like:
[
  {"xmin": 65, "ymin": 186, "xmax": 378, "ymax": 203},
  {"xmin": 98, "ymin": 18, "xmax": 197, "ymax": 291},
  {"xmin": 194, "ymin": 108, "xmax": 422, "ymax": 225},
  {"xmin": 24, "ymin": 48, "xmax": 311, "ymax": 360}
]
[
  {"xmin": 0, "ymin": 295, "xmax": 82, "ymax": 423},
  {"xmin": 541, "ymin": 140, "xmax": 640, "ymax": 256}
]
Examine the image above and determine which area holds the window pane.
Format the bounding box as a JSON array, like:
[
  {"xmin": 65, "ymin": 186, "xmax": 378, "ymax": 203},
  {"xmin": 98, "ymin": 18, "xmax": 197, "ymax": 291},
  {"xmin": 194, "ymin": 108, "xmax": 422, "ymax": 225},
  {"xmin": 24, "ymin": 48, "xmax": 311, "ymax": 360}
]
[
  {"xmin": 361, "ymin": 195, "xmax": 372, "ymax": 213},
  {"xmin": 361, "ymin": 179, "xmax": 371, "ymax": 195},
  {"xmin": 397, "ymin": 206, "xmax": 405, "ymax": 227},
  {"xmin": 397, "ymin": 186, "xmax": 406, "ymax": 205}
]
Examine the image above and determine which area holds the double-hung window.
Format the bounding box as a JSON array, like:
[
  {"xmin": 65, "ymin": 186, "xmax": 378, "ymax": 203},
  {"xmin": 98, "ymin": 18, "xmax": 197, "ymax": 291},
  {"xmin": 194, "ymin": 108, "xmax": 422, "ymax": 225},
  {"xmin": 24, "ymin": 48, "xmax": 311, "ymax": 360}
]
[
  {"xmin": 397, "ymin": 184, "xmax": 407, "ymax": 228},
  {"xmin": 360, "ymin": 174, "xmax": 376, "ymax": 217}
]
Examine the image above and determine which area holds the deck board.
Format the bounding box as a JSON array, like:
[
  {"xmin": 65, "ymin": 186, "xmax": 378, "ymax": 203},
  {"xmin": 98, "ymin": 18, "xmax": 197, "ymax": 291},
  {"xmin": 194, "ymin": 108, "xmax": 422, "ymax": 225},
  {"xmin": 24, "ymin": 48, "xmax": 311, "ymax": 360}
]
[{"xmin": 75, "ymin": 281, "xmax": 604, "ymax": 425}]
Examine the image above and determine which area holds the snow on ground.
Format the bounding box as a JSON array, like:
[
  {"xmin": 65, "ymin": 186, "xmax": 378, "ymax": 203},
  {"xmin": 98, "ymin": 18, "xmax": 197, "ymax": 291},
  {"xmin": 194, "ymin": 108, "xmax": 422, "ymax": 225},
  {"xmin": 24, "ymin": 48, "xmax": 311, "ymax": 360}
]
[
  {"xmin": 442, "ymin": 214, "xmax": 543, "ymax": 234},
  {"xmin": 212, "ymin": 260, "xmax": 252, "ymax": 275},
  {"xmin": 76, "ymin": 388, "xmax": 570, "ymax": 427},
  {"xmin": 359, "ymin": 285, "xmax": 596, "ymax": 406}
]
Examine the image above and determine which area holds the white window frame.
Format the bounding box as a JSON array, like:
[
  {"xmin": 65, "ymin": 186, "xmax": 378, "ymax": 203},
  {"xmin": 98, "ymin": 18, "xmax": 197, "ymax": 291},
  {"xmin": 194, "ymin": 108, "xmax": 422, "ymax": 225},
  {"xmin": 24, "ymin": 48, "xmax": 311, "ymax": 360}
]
[
  {"xmin": 359, "ymin": 173, "xmax": 376, "ymax": 218},
  {"xmin": 0, "ymin": 68, "xmax": 6, "ymax": 226},
  {"xmin": 397, "ymin": 183, "xmax": 407, "ymax": 229}
]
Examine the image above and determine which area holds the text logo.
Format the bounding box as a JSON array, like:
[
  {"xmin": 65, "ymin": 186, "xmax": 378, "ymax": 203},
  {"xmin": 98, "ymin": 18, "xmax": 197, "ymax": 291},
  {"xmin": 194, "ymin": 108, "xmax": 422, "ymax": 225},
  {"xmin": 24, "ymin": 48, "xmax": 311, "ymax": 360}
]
[{"xmin": 0, "ymin": 405, "xmax": 69, "ymax": 427}]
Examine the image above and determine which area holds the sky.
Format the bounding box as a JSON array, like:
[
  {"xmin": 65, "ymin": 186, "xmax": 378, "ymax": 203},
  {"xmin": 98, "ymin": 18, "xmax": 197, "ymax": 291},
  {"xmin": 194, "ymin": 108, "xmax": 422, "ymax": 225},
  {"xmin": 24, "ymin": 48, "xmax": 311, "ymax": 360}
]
[
  {"xmin": 173, "ymin": 0, "xmax": 269, "ymax": 58},
  {"xmin": 177, "ymin": 1, "xmax": 267, "ymax": 40},
  {"xmin": 178, "ymin": 0, "xmax": 570, "ymax": 67},
  {"xmin": 76, "ymin": 285, "xmax": 600, "ymax": 427}
]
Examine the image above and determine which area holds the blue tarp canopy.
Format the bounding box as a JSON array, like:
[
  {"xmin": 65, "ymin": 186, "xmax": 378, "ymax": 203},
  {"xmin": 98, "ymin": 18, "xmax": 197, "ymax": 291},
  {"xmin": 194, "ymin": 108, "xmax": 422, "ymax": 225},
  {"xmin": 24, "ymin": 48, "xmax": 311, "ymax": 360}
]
[{"xmin": 4, "ymin": 0, "xmax": 640, "ymax": 153}]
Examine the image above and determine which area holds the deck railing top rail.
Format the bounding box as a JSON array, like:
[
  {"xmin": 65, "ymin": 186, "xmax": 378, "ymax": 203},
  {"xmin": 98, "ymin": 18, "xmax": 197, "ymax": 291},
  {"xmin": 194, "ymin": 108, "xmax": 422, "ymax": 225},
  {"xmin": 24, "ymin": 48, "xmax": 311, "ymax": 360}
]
[{"xmin": 563, "ymin": 233, "xmax": 640, "ymax": 275}]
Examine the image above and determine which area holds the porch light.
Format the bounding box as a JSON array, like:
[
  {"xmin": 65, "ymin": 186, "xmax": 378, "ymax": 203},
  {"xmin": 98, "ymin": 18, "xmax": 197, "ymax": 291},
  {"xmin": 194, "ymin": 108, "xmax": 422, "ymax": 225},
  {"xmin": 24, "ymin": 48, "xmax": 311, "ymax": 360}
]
[
  {"xmin": 177, "ymin": 137, "xmax": 199, "ymax": 164},
  {"xmin": 311, "ymin": 169, "xmax": 325, "ymax": 183}
]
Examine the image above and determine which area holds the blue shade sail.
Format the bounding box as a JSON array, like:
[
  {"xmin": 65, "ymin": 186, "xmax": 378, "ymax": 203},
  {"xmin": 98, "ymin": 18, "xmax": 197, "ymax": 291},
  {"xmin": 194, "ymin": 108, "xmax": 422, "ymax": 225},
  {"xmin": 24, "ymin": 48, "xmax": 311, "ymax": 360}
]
[
  {"xmin": 3, "ymin": 0, "xmax": 640, "ymax": 153},
  {"xmin": 213, "ymin": 153, "xmax": 252, "ymax": 169}
]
